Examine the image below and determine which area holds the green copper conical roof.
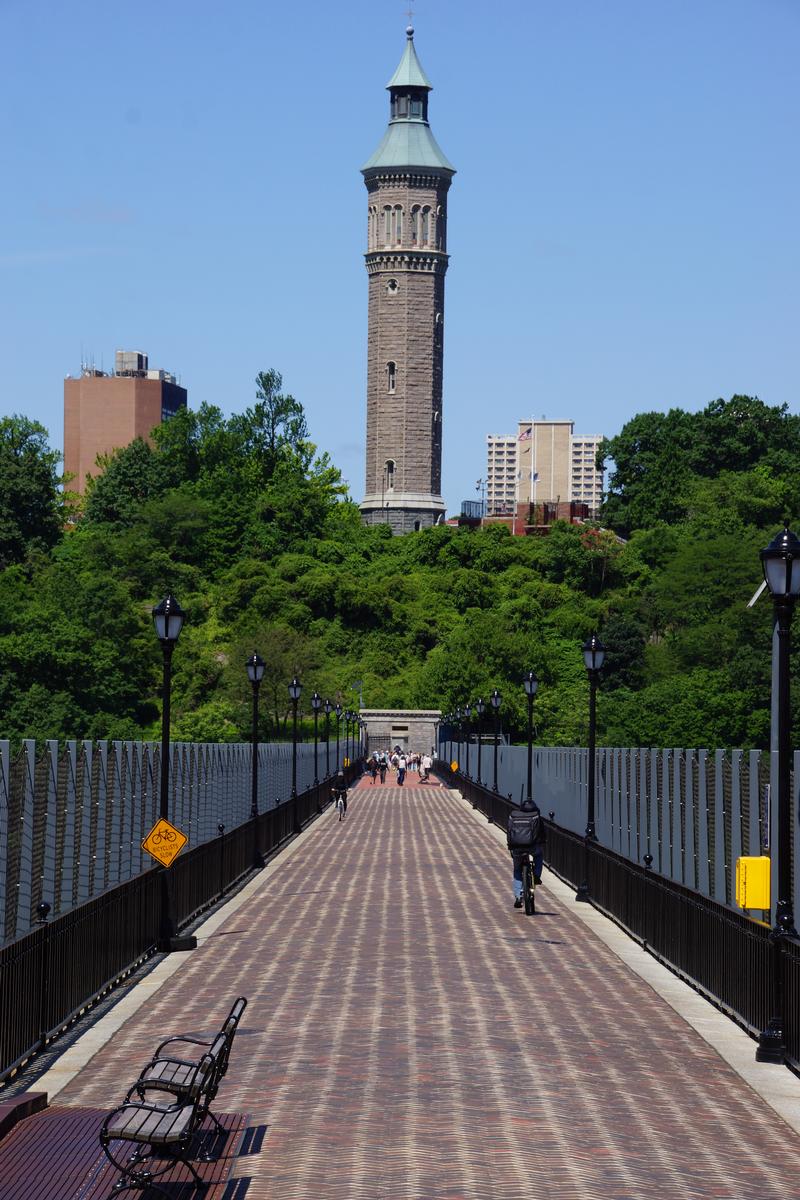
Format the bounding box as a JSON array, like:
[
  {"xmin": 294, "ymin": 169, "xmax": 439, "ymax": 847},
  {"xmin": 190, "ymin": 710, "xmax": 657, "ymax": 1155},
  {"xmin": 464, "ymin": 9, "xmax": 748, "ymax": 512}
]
[
  {"xmin": 362, "ymin": 27, "xmax": 455, "ymax": 176},
  {"xmin": 386, "ymin": 25, "xmax": 433, "ymax": 90}
]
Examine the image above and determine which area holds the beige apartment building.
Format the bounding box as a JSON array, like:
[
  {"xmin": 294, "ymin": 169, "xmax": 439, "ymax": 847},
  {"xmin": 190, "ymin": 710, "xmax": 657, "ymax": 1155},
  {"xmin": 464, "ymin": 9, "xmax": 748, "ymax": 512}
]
[
  {"xmin": 64, "ymin": 350, "xmax": 187, "ymax": 494},
  {"xmin": 485, "ymin": 420, "xmax": 604, "ymax": 516}
]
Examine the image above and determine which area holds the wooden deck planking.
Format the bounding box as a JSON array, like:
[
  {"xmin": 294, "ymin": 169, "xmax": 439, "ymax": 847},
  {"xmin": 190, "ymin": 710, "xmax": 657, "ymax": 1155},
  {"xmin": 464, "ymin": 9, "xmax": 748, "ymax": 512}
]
[{"xmin": 0, "ymin": 1106, "xmax": 246, "ymax": 1199}]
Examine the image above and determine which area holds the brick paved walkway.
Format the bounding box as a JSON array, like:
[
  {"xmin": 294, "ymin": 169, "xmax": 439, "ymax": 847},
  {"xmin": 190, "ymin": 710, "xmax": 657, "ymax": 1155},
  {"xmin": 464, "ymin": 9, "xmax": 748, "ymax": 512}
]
[{"xmin": 44, "ymin": 781, "xmax": 800, "ymax": 1198}]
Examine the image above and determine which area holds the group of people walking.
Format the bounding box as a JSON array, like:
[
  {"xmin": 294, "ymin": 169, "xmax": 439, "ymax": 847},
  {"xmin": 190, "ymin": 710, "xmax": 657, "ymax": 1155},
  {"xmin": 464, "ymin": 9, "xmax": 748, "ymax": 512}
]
[{"xmin": 367, "ymin": 749, "xmax": 433, "ymax": 786}]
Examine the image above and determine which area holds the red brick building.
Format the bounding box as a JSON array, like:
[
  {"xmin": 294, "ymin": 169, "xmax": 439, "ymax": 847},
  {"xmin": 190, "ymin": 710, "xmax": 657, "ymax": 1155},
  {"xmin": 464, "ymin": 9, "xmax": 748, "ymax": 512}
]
[{"xmin": 64, "ymin": 350, "xmax": 186, "ymax": 494}]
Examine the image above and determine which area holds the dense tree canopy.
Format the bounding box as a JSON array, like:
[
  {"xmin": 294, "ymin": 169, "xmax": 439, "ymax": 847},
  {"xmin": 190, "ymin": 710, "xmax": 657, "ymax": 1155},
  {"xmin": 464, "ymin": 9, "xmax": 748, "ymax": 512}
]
[
  {"xmin": 0, "ymin": 415, "xmax": 64, "ymax": 567},
  {"xmin": 0, "ymin": 386, "xmax": 796, "ymax": 750}
]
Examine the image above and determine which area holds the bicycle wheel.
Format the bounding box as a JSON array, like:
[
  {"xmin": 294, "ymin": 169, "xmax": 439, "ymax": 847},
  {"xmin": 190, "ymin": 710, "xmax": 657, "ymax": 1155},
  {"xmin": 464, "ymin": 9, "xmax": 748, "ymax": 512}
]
[{"xmin": 522, "ymin": 858, "xmax": 534, "ymax": 915}]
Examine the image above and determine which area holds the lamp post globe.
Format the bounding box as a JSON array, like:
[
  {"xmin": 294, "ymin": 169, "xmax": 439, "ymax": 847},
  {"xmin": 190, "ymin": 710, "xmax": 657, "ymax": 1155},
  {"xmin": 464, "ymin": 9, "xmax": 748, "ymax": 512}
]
[
  {"xmin": 490, "ymin": 689, "xmax": 501, "ymax": 793},
  {"xmin": 151, "ymin": 594, "xmax": 194, "ymax": 951},
  {"xmin": 523, "ymin": 671, "xmax": 538, "ymax": 805},
  {"xmin": 246, "ymin": 652, "xmax": 265, "ymax": 687},
  {"xmin": 582, "ymin": 634, "xmax": 606, "ymax": 674},
  {"xmin": 246, "ymin": 652, "xmax": 266, "ymax": 868},
  {"xmin": 152, "ymin": 594, "xmax": 185, "ymax": 646},
  {"xmin": 756, "ymin": 523, "xmax": 800, "ymax": 1062},
  {"xmin": 577, "ymin": 635, "xmax": 604, "ymax": 903}
]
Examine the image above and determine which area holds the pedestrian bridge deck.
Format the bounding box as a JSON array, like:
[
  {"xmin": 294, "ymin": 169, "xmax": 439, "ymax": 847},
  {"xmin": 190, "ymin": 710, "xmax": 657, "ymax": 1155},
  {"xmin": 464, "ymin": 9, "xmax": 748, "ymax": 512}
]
[{"xmin": 7, "ymin": 778, "xmax": 800, "ymax": 1198}]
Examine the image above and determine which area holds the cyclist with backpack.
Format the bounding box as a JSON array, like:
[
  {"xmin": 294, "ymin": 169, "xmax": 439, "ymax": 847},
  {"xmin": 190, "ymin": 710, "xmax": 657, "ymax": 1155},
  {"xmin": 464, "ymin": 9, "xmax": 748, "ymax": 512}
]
[
  {"xmin": 332, "ymin": 771, "xmax": 348, "ymax": 820},
  {"xmin": 507, "ymin": 797, "xmax": 546, "ymax": 909}
]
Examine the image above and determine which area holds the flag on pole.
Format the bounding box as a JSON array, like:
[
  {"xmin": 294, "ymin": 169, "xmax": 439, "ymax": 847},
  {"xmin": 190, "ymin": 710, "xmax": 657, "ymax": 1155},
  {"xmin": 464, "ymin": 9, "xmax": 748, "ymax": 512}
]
[{"xmin": 518, "ymin": 427, "xmax": 532, "ymax": 441}]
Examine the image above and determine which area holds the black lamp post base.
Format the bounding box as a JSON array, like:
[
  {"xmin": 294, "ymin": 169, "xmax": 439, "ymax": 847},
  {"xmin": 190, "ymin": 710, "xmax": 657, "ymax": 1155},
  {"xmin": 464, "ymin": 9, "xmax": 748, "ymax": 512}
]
[
  {"xmin": 158, "ymin": 934, "xmax": 197, "ymax": 953},
  {"xmin": 575, "ymin": 882, "xmax": 590, "ymax": 903},
  {"xmin": 756, "ymin": 1019, "xmax": 785, "ymax": 1063}
]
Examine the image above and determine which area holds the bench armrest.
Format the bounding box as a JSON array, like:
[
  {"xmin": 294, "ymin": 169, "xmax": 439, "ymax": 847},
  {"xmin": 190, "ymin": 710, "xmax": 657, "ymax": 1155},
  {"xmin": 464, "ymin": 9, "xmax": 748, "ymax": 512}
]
[{"xmin": 152, "ymin": 1033, "xmax": 213, "ymax": 1056}]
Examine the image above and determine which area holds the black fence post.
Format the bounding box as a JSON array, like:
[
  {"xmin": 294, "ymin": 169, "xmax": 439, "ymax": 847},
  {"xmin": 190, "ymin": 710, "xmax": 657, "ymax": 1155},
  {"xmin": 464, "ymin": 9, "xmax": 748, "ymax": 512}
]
[
  {"xmin": 217, "ymin": 823, "xmax": 225, "ymax": 900},
  {"xmin": 36, "ymin": 900, "xmax": 51, "ymax": 1050}
]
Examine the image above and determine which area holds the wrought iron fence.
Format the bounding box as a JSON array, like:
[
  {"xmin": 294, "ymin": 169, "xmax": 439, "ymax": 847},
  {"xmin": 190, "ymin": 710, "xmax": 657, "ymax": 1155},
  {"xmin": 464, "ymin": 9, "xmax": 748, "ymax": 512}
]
[
  {"xmin": 0, "ymin": 760, "xmax": 359, "ymax": 1086},
  {"xmin": 0, "ymin": 739, "xmax": 340, "ymax": 945},
  {"xmin": 439, "ymin": 737, "xmax": 799, "ymax": 925},
  {"xmin": 441, "ymin": 765, "xmax": 800, "ymax": 1073}
]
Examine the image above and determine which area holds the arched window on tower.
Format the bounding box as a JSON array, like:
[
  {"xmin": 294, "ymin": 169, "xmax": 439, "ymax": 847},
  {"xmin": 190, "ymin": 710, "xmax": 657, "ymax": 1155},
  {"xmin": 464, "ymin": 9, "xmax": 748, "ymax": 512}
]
[
  {"xmin": 436, "ymin": 205, "xmax": 445, "ymax": 250},
  {"xmin": 385, "ymin": 459, "xmax": 396, "ymax": 490},
  {"xmin": 421, "ymin": 206, "xmax": 430, "ymax": 246},
  {"xmin": 386, "ymin": 362, "xmax": 397, "ymax": 394},
  {"xmin": 383, "ymin": 206, "xmax": 392, "ymax": 245},
  {"xmin": 393, "ymin": 205, "xmax": 403, "ymax": 244}
]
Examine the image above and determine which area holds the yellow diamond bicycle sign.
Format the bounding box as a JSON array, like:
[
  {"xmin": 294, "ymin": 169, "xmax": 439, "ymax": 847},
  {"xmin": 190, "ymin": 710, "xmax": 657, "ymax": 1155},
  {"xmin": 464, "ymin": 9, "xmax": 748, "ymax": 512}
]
[{"xmin": 142, "ymin": 818, "xmax": 188, "ymax": 868}]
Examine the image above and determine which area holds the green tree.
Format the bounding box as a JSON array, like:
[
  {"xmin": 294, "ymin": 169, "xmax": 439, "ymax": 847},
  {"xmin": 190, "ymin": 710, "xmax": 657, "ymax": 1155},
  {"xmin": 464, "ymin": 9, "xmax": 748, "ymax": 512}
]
[{"xmin": 0, "ymin": 416, "xmax": 63, "ymax": 565}]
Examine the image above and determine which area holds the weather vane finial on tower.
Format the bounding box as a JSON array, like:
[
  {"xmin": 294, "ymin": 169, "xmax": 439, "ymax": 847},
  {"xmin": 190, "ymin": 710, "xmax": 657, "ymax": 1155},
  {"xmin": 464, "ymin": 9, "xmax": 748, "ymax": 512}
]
[{"xmin": 405, "ymin": 4, "xmax": 415, "ymax": 35}]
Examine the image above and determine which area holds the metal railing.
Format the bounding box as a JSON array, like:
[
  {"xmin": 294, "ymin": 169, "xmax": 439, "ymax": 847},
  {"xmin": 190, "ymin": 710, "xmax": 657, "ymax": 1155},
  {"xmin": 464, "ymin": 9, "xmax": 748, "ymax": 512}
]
[
  {"xmin": 439, "ymin": 764, "xmax": 800, "ymax": 1073},
  {"xmin": 0, "ymin": 762, "xmax": 359, "ymax": 1086},
  {"xmin": 0, "ymin": 738, "xmax": 344, "ymax": 944},
  {"xmin": 439, "ymin": 739, "xmax": 798, "ymax": 924}
]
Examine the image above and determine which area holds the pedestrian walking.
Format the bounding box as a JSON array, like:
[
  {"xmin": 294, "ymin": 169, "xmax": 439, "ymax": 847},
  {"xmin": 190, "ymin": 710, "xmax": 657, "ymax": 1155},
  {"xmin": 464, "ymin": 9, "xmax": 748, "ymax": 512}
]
[{"xmin": 397, "ymin": 753, "xmax": 407, "ymax": 785}]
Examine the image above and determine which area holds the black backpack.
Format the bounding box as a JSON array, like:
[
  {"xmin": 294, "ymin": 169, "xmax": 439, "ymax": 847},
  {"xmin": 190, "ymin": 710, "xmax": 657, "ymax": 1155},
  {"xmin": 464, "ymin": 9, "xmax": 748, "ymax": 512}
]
[{"xmin": 508, "ymin": 808, "xmax": 541, "ymax": 848}]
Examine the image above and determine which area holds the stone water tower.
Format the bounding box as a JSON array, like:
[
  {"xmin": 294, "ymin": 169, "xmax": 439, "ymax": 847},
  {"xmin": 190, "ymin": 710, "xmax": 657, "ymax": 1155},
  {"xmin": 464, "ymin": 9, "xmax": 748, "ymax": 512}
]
[{"xmin": 359, "ymin": 26, "xmax": 455, "ymax": 534}]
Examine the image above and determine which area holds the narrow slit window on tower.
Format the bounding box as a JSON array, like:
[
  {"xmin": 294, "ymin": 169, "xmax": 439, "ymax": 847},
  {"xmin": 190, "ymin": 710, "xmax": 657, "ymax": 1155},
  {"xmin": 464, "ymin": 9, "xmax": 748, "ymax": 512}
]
[
  {"xmin": 385, "ymin": 458, "xmax": 396, "ymax": 489},
  {"xmin": 411, "ymin": 206, "xmax": 419, "ymax": 243},
  {"xmin": 410, "ymin": 98, "xmax": 422, "ymax": 118},
  {"xmin": 393, "ymin": 206, "xmax": 402, "ymax": 243},
  {"xmin": 421, "ymin": 207, "xmax": 430, "ymax": 244},
  {"xmin": 387, "ymin": 361, "xmax": 396, "ymax": 394},
  {"xmin": 384, "ymin": 207, "xmax": 392, "ymax": 243}
]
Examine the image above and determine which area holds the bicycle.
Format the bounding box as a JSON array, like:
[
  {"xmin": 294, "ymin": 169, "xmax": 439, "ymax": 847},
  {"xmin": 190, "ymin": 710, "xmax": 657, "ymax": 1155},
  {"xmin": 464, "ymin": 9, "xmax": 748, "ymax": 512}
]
[{"xmin": 520, "ymin": 852, "xmax": 536, "ymax": 915}]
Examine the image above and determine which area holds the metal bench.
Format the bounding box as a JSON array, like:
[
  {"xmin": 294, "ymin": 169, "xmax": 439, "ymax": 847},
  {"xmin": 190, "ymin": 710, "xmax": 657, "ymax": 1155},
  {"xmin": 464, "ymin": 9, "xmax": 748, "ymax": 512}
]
[
  {"xmin": 130, "ymin": 996, "xmax": 247, "ymax": 1135},
  {"xmin": 100, "ymin": 1051, "xmax": 216, "ymax": 1196}
]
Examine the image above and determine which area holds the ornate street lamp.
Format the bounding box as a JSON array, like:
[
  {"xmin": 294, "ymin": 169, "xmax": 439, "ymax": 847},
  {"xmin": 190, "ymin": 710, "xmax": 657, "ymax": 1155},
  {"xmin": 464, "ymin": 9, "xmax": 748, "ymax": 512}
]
[
  {"xmin": 335, "ymin": 702, "xmax": 342, "ymax": 772},
  {"xmin": 757, "ymin": 523, "xmax": 800, "ymax": 1062},
  {"xmin": 455, "ymin": 707, "xmax": 462, "ymax": 770},
  {"xmin": 288, "ymin": 676, "xmax": 302, "ymax": 798},
  {"xmin": 324, "ymin": 699, "xmax": 332, "ymax": 777},
  {"xmin": 476, "ymin": 698, "xmax": 485, "ymax": 786},
  {"xmin": 463, "ymin": 702, "xmax": 472, "ymax": 779},
  {"xmin": 523, "ymin": 671, "xmax": 538, "ymax": 805},
  {"xmin": 346, "ymin": 710, "xmax": 355, "ymax": 765},
  {"xmin": 576, "ymin": 634, "xmax": 605, "ymax": 903},
  {"xmin": 490, "ymin": 689, "xmax": 502, "ymax": 793},
  {"xmin": 246, "ymin": 652, "xmax": 266, "ymax": 868},
  {"xmin": 311, "ymin": 692, "xmax": 322, "ymax": 785},
  {"xmin": 152, "ymin": 595, "xmax": 195, "ymax": 951}
]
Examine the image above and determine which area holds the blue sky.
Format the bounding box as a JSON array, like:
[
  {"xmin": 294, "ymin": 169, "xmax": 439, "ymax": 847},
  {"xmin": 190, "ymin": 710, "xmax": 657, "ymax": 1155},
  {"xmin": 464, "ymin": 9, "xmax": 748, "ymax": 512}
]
[{"xmin": 1, "ymin": 0, "xmax": 798, "ymax": 513}]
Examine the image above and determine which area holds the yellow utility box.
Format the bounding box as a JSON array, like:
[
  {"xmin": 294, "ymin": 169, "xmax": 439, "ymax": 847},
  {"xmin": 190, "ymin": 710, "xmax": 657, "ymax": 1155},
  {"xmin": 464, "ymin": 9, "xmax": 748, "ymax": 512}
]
[{"xmin": 735, "ymin": 856, "xmax": 771, "ymax": 910}]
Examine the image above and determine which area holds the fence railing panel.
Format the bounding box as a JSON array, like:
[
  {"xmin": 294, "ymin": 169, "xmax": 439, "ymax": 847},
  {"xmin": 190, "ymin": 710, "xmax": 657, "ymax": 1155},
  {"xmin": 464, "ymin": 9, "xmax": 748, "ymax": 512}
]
[
  {"xmin": 0, "ymin": 737, "xmax": 350, "ymax": 946},
  {"xmin": 442, "ymin": 762, "xmax": 798, "ymax": 1073}
]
